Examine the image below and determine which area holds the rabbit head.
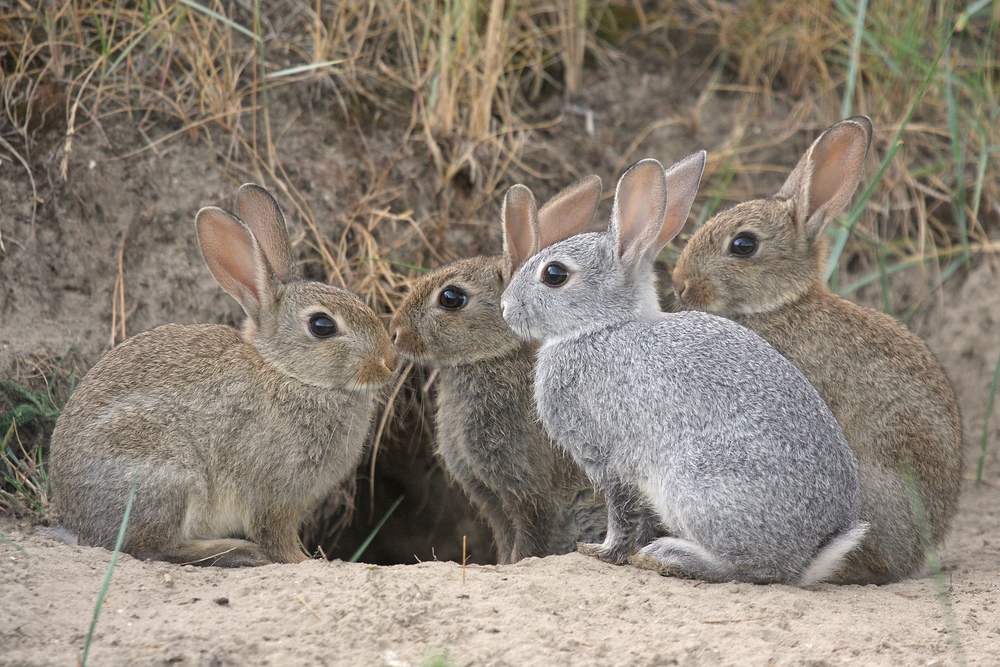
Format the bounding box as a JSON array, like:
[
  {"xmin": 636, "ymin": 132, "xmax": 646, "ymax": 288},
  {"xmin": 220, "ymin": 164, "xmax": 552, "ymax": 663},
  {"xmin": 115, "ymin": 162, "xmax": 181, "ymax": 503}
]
[
  {"xmin": 197, "ymin": 184, "xmax": 397, "ymax": 391},
  {"xmin": 672, "ymin": 117, "xmax": 872, "ymax": 316},
  {"xmin": 502, "ymin": 153, "xmax": 705, "ymax": 343},
  {"xmin": 389, "ymin": 175, "xmax": 603, "ymax": 366}
]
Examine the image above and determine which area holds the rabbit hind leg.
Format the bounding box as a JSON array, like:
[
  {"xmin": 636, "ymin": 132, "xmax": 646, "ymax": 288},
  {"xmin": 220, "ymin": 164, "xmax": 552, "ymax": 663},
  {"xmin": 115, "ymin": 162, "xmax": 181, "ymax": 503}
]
[
  {"xmin": 630, "ymin": 536, "xmax": 735, "ymax": 583},
  {"xmin": 155, "ymin": 538, "xmax": 272, "ymax": 567}
]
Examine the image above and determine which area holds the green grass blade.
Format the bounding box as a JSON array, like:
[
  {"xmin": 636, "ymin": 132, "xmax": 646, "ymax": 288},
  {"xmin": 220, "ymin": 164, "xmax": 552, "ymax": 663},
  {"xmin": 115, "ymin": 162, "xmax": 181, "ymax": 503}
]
[
  {"xmin": 177, "ymin": 0, "xmax": 261, "ymax": 43},
  {"xmin": 349, "ymin": 495, "xmax": 404, "ymax": 563},
  {"xmin": 81, "ymin": 483, "xmax": 137, "ymax": 667},
  {"xmin": 360, "ymin": 257, "xmax": 430, "ymax": 272},
  {"xmin": 841, "ymin": 0, "xmax": 869, "ymax": 118},
  {"xmin": 824, "ymin": 2, "xmax": 982, "ymax": 285},
  {"xmin": 944, "ymin": 44, "xmax": 970, "ymax": 264},
  {"xmin": 977, "ymin": 349, "xmax": 1000, "ymax": 486},
  {"xmin": 0, "ymin": 533, "xmax": 31, "ymax": 557},
  {"xmin": 903, "ymin": 467, "xmax": 968, "ymax": 667},
  {"xmin": 696, "ymin": 125, "xmax": 744, "ymax": 228},
  {"xmin": 826, "ymin": 139, "xmax": 904, "ymax": 286},
  {"xmin": 836, "ymin": 248, "xmax": 967, "ymax": 296}
]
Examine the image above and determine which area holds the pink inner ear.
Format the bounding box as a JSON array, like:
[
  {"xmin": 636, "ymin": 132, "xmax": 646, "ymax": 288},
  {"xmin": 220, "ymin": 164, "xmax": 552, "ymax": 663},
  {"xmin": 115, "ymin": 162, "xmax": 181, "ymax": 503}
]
[
  {"xmin": 807, "ymin": 125, "xmax": 868, "ymax": 220},
  {"xmin": 614, "ymin": 160, "xmax": 667, "ymax": 258},
  {"xmin": 809, "ymin": 140, "xmax": 849, "ymax": 217},
  {"xmin": 197, "ymin": 208, "xmax": 261, "ymax": 308},
  {"xmin": 658, "ymin": 151, "xmax": 706, "ymax": 247}
]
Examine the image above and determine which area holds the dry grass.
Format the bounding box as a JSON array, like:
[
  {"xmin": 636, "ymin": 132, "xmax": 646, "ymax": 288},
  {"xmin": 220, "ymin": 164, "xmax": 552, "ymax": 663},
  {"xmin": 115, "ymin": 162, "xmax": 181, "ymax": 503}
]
[
  {"xmin": 684, "ymin": 0, "xmax": 999, "ymax": 295},
  {"xmin": 1, "ymin": 0, "xmax": 597, "ymax": 304},
  {"xmin": 4, "ymin": 1, "xmax": 994, "ymax": 295},
  {"xmin": 0, "ymin": 354, "xmax": 81, "ymax": 518}
]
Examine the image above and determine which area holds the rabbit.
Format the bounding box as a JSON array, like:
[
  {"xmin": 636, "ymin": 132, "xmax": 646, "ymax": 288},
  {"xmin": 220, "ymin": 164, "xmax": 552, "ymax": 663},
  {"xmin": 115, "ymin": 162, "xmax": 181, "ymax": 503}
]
[
  {"xmin": 49, "ymin": 184, "xmax": 398, "ymax": 567},
  {"xmin": 388, "ymin": 177, "xmax": 609, "ymax": 564},
  {"xmin": 500, "ymin": 153, "xmax": 868, "ymax": 585},
  {"xmin": 672, "ymin": 117, "xmax": 963, "ymax": 584}
]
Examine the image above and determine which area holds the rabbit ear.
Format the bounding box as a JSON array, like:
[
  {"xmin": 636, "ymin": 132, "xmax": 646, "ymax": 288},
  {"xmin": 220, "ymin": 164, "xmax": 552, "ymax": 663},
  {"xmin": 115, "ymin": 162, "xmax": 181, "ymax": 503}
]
[
  {"xmin": 610, "ymin": 159, "xmax": 668, "ymax": 266},
  {"xmin": 196, "ymin": 206, "xmax": 275, "ymax": 324},
  {"xmin": 537, "ymin": 174, "xmax": 603, "ymax": 249},
  {"xmin": 502, "ymin": 184, "xmax": 540, "ymax": 279},
  {"xmin": 777, "ymin": 116, "xmax": 872, "ymax": 241},
  {"xmin": 235, "ymin": 183, "xmax": 301, "ymax": 283},
  {"xmin": 659, "ymin": 151, "xmax": 706, "ymax": 248}
]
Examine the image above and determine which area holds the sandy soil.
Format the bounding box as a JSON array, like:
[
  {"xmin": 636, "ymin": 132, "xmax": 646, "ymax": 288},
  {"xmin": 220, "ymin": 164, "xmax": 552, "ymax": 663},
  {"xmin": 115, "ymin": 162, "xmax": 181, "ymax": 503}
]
[
  {"xmin": 2, "ymin": 475, "xmax": 998, "ymax": 666},
  {"xmin": 2, "ymin": 26, "xmax": 999, "ymax": 667}
]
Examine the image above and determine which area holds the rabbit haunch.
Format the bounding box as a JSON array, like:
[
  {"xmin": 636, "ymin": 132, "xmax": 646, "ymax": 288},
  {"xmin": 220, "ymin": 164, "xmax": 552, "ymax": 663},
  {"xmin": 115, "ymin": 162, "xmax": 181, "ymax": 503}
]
[
  {"xmin": 49, "ymin": 184, "xmax": 396, "ymax": 567},
  {"xmin": 501, "ymin": 154, "xmax": 867, "ymax": 585},
  {"xmin": 388, "ymin": 176, "xmax": 609, "ymax": 564},
  {"xmin": 672, "ymin": 117, "xmax": 962, "ymax": 584}
]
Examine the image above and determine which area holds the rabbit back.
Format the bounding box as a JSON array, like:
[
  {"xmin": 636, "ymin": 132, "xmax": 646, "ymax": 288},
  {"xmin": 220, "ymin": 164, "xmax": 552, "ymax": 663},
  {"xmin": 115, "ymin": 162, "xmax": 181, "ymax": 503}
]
[{"xmin": 738, "ymin": 291, "xmax": 961, "ymax": 582}]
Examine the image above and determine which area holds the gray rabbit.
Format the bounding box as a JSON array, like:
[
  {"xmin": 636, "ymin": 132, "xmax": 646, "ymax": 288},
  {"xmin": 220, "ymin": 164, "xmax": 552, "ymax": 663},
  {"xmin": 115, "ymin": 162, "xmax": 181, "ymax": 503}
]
[
  {"xmin": 389, "ymin": 178, "xmax": 608, "ymax": 563},
  {"xmin": 500, "ymin": 154, "xmax": 867, "ymax": 585},
  {"xmin": 49, "ymin": 184, "xmax": 398, "ymax": 566}
]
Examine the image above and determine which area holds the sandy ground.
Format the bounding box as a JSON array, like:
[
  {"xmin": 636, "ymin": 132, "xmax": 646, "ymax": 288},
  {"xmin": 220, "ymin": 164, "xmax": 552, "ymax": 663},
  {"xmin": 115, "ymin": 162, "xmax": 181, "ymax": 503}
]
[{"xmin": 2, "ymin": 474, "xmax": 998, "ymax": 666}]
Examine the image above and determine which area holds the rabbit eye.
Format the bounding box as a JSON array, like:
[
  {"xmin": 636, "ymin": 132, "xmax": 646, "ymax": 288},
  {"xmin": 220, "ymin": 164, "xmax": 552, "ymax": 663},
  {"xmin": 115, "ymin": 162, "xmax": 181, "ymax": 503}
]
[
  {"xmin": 308, "ymin": 314, "xmax": 338, "ymax": 338},
  {"xmin": 729, "ymin": 233, "xmax": 758, "ymax": 257},
  {"xmin": 541, "ymin": 262, "xmax": 569, "ymax": 287},
  {"xmin": 438, "ymin": 286, "xmax": 468, "ymax": 310}
]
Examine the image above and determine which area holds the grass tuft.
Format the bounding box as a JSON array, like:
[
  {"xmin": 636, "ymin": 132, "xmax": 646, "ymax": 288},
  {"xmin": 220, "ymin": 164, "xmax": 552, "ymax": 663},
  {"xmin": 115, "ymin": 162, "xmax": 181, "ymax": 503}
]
[{"xmin": 0, "ymin": 358, "xmax": 78, "ymax": 520}]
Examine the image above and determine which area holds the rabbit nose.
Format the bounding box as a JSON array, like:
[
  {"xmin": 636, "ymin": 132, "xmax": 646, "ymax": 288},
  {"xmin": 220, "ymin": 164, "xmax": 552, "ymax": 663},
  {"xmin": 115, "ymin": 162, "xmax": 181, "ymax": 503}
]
[
  {"xmin": 382, "ymin": 346, "xmax": 399, "ymax": 373},
  {"xmin": 674, "ymin": 278, "xmax": 689, "ymax": 303}
]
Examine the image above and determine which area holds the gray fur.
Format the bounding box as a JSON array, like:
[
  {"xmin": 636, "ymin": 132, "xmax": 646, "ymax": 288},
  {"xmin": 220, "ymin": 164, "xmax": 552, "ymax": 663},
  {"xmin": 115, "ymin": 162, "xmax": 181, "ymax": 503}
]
[
  {"xmin": 49, "ymin": 184, "xmax": 397, "ymax": 566},
  {"xmin": 501, "ymin": 157, "xmax": 866, "ymax": 584}
]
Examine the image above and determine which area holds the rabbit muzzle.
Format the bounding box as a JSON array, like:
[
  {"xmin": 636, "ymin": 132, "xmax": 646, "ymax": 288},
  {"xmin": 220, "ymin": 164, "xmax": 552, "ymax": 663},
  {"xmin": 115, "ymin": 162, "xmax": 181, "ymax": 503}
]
[
  {"xmin": 388, "ymin": 319, "xmax": 424, "ymax": 359},
  {"xmin": 671, "ymin": 271, "xmax": 715, "ymax": 311},
  {"xmin": 354, "ymin": 346, "xmax": 399, "ymax": 387}
]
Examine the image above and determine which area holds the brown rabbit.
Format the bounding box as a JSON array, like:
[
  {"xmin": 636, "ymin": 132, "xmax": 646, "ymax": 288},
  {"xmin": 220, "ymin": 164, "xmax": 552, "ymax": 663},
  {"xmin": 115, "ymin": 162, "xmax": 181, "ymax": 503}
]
[
  {"xmin": 388, "ymin": 177, "xmax": 609, "ymax": 564},
  {"xmin": 672, "ymin": 117, "xmax": 962, "ymax": 584},
  {"xmin": 49, "ymin": 184, "xmax": 398, "ymax": 567}
]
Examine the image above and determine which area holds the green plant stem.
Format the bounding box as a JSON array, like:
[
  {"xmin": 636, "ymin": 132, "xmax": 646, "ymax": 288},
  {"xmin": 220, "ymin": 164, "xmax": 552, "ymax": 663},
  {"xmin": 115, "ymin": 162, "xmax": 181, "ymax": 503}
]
[
  {"xmin": 81, "ymin": 483, "xmax": 137, "ymax": 667},
  {"xmin": 977, "ymin": 349, "xmax": 1000, "ymax": 485},
  {"xmin": 349, "ymin": 495, "xmax": 404, "ymax": 563}
]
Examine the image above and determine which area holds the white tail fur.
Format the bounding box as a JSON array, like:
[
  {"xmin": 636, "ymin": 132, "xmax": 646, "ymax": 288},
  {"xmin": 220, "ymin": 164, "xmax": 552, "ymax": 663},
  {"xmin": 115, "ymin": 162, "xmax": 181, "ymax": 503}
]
[{"xmin": 798, "ymin": 522, "xmax": 870, "ymax": 586}]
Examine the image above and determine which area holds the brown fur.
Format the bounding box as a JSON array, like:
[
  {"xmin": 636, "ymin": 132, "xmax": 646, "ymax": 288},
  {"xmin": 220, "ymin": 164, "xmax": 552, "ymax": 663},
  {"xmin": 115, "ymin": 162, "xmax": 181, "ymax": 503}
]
[
  {"xmin": 388, "ymin": 178, "xmax": 609, "ymax": 563},
  {"xmin": 50, "ymin": 185, "xmax": 396, "ymax": 567},
  {"xmin": 673, "ymin": 118, "xmax": 962, "ymax": 584}
]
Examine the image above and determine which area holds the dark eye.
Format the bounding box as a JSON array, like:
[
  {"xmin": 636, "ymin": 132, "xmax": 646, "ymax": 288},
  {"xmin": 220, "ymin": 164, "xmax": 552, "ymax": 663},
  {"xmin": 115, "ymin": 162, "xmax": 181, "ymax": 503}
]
[
  {"xmin": 308, "ymin": 314, "xmax": 338, "ymax": 338},
  {"xmin": 729, "ymin": 233, "xmax": 758, "ymax": 257},
  {"xmin": 541, "ymin": 262, "xmax": 569, "ymax": 287},
  {"xmin": 438, "ymin": 286, "xmax": 468, "ymax": 310}
]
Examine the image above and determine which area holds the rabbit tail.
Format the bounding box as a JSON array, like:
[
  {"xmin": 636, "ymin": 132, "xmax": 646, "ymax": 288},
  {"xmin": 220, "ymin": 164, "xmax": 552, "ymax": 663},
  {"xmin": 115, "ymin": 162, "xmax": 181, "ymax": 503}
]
[{"xmin": 798, "ymin": 521, "xmax": 870, "ymax": 586}]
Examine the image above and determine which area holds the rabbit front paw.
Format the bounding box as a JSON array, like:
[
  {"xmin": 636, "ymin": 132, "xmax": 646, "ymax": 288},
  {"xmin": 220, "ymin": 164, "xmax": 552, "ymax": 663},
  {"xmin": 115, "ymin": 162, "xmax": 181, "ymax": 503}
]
[{"xmin": 577, "ymin": 538, "xmax": 633, "ymax": 565}]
